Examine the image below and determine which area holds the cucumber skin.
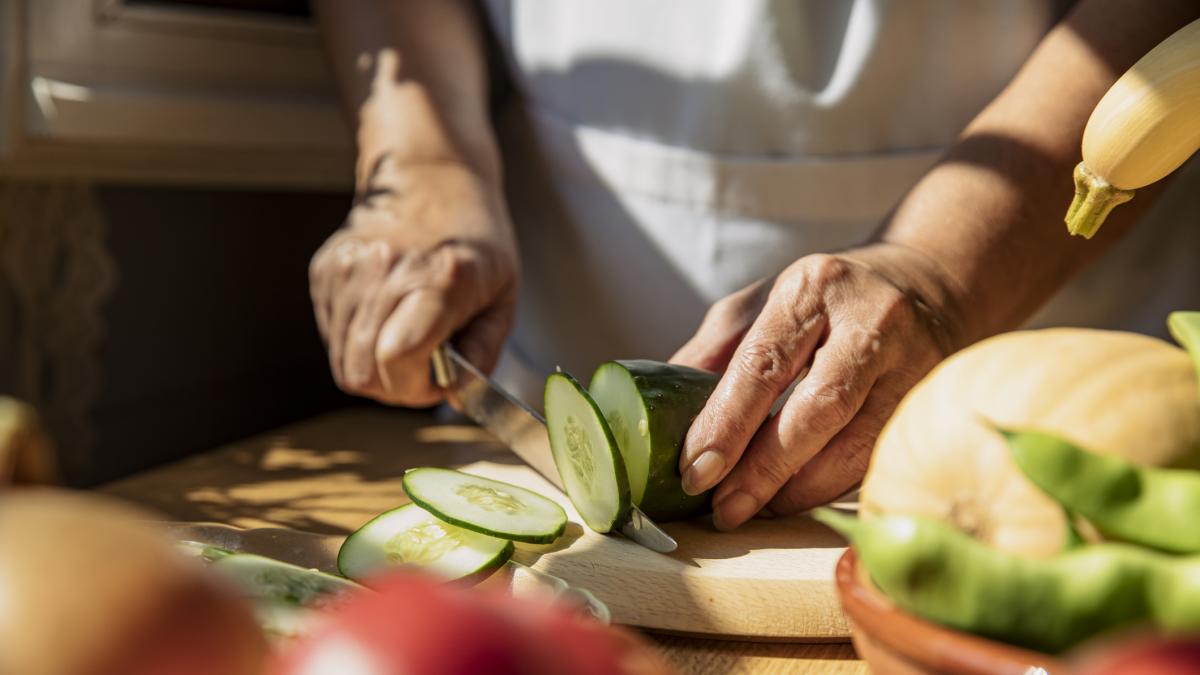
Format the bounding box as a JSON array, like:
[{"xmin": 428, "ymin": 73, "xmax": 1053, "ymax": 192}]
[
  {"xmin": 545, "ymin": 371, "xmax": 632, "ymax": 533},
  {"xmin": 593, "ymin": 360, "xmax": 718, "ymax": 521},
  {"xmin": 211, "ymin": 553, "xmax": 360, "ymax": 606},
  {"xmin": 402, "ymin": 470, "xmax": 565, "ymax": 545}
]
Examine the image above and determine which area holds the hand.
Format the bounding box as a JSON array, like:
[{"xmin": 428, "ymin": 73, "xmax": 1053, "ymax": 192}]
[
  {"xmin": 309, "ymin": 163, "xmax": 519, "ymax": 406},
  {"xmin": 673, "ymin": 244, "xmax": 963, "ymax": 530}
]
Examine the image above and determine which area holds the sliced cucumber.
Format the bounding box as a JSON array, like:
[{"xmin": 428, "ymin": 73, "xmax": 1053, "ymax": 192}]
[
  {"xmin": 177, "ymin": 541, "xmax": 236, "ymax": 562},
  {"xmin": 338, "ymin": 503, "xmax": 513, "ymax": 583},
  {"xmin": 544, "ymin": 371, "xmax": 631, "ymax": 533},
  {"xmin": 210, "ymin": 553, "xmax": 361, "ymax": 607},
  {"xmin": 589, "ymin": 360, "xmax": 718, "ymax": 520},
  {"xmin": 403, "ymin": 467, "xmax": 567, "ymax": 544}
]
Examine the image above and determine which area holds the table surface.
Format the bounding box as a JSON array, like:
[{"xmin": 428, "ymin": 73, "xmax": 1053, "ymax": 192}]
[{"xmin": 101, "ymin": 407, "xmax": 867, "ymax": 674}]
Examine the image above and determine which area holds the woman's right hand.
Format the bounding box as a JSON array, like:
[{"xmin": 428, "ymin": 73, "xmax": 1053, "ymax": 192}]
[{"xmin": 310, "ymin": 162, "xmax": 519, "ymax": 407}]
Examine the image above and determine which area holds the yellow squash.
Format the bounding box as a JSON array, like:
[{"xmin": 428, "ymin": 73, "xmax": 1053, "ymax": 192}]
[
  {"xmin": 861, "ymin": 328, "xmax": 1200, "ymax": 557},
  {"xmin": 1067, "ymin": 18, "xmax": 1200, "ymax": 238}
]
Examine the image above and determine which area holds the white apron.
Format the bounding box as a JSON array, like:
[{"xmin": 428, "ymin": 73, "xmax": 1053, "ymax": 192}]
[{"xmin": 480, "ymin": 0, "xmax": 1200, "ymax": 404}]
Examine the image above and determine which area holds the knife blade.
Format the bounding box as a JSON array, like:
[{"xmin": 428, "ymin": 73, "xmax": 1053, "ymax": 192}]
[{"xmin": 432, "ymin": 344, "xmax": 678, "ymax": 553}]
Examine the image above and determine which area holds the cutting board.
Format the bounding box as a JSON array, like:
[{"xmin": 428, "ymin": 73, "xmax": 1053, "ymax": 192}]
[
  {"xmin": 100, "ymin": 409, "xmax": 850, "ymax": 642},
  {"xmin": 462, "ymin": 460, "xmax": 850, "ymax": 641}
]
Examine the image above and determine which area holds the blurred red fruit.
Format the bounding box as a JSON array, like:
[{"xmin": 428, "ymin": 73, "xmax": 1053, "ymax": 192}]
[
  {"xmin": 1077, "ymin": 634, "xmax": 1200, "ymax": 675},
  {"xmin": 271, "ymin": 570, "xmax": 676, "ymax": 675}
]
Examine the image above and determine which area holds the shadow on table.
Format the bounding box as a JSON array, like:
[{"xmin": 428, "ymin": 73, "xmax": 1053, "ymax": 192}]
[{"xmin": 100, "ymin": 407, "xmax": 519, "ymax": 535}]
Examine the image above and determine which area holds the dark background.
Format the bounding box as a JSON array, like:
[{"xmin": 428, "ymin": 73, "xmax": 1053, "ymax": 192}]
[{"xmin": 82, "ymin": 184, "xmax": 356, "ymax": 486}]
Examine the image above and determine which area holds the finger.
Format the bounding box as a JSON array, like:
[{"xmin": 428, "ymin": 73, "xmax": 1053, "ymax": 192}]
[
  {"xmin": 767, "ymin": 375, "xmax": 908, "ymax": 515},
  {"xmin": 709, "ymin": 332, "xmax": 882, "ymax": 531},
  {"xmin": 339, "ymin": 242, "xmax": 396, "ymax": 392},
  {"xmin": 325, "ymin": 243, "xmax": 367, "ymax": 387},
  {"xmin": 309, "ymin": 245, "xmax": 338, "ymax": 344},
  {"xmin": 671, "ymin": 280, "xmax": 769, "ymax": 372},
  {"xmin": 678, "ymin": 291, "xmax": 827, "ymax": 495},
  {"xmin": 309, "ymin": 258, "xmax": 329, "ymax": 343},
  {"xmin": 374, "ymin": 288, "xmax": 450, "ymax": 406},
  {"xmin": 670, "ymin": 318, "xmax": 746, "ymax": 373},
  {"xmin": 453, "ymin": 288, "xmax": 517, "ymax": 375}
]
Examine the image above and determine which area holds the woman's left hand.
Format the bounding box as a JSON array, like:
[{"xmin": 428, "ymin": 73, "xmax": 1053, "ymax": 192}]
[{"xmin": 672, "ymin": 243, "xmax": 964, "ymax": 530}]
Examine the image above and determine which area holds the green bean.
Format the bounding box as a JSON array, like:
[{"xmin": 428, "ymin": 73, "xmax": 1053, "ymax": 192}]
[
  {"xmin": 1005, "ymin": 429, "xmax": 1200, "ymax": 554},
  {"xmin": 816, "ymin": 509, "xmax": 1200, "ymax": 653}
]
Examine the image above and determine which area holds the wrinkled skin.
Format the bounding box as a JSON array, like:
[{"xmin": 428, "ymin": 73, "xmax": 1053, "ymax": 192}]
[
  {"xmin": 309, "ymin": 164, "xmax": 519, "ymax": 407},
  {"xmin": 673, "ymin": 245, "xmax": 957, "ymax": 530}
]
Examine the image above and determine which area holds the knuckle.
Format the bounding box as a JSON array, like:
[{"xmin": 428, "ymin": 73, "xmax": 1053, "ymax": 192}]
[
  {"xmin": 375, "ymin": 335, "xmax": 408, "ymax": 366},
  {"xmin": 841, "ymin": 326, "xmax": 886, "ymax": 367},
  {"xmin": 804, "ymin": 253, "xmax": 851, "ymax": 286},
  {"xmin": 736, "ymin": 340, "xmax": 797, "ymax": 392},
  {"xmin": 836, "ymin": 432, "xmax": 876, "ymax": 473},
  {"xmin": 796, "ymin": 382, "xmax": 859, "ymax": 435},
  {"xmin": 746, "ymin": 454, "xmax": 795, "ymax": 491},
  {"xmin": 430, "ymin": 245, "xmax": 479, "ymax": 289}
]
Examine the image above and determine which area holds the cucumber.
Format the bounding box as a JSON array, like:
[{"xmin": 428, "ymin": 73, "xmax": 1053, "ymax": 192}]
[
  {"xmin": 337, "ymin": 503, "xmax": 513, "ymax": 582},
  {"xmin": 544, "ymin": 371, "xmax": 631, "ymax": 533},
  {"xmin": 177, "ymin": 541, "xmax": 235, "ymax": 562},
  {"xmin": 402, "ymin": 467, "xmax": 567, "ymax": 544},
  {"xmin": 589, "ymin": 360, "xmax": 719, "ymax": 520},
  {"xmin": 209, "ymin": 552, "xmax": 361, "ymax": 607}
]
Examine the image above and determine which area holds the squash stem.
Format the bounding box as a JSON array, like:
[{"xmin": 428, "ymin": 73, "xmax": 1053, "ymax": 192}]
[{"xmin": 1065, "ymin": 162, "xmax": 1134, "ymax": 239}]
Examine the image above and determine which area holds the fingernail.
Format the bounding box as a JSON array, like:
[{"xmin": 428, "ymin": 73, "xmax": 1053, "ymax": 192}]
[
  {"xmin": 713, "ymin": 491, "xmax": 759, "ymax": 531},
  {"xmin": 682, "ymin": 450, "xmax": 725, "ymax": 495}
]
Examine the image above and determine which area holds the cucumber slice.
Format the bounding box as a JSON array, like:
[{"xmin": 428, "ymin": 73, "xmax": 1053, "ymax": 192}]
[
  {"xmin": 544, "ymin": 371, "xmax": 631, "ymax": 533},
  {"xmin": 337, "ymin": 503, "xmax": 513, "ymax": 583},
  {"xmin": 589, "ymin": 360, "xmax": 719, "ymax": 520},
  {"xmin": 403, "ymin": 467, "xmax": 567, "ymax": 544},
  {"xmin": 177, "ymin": 541, "xmax": 235, "ymax": 562},
  {"xmin": 210, "ymin": 553, "xmax": 361, "ymax": 607}
]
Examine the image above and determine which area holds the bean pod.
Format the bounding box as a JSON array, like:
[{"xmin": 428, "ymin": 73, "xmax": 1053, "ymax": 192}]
[
  {"xmin": 1006, "ymin": 429, "xmax": 1200, "ymax": 554},
  {"xmin": 817, "ymin": 509, "xmax": 1200, "ymax": 653}
]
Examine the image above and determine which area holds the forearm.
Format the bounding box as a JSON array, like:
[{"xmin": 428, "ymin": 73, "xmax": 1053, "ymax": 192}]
[
  {"xmin": 880, "ymin": 0, "xmax": 1199, "ymax": 346},
  {"xmin": 314, "ymin": 0, "xmax": 501, "ymax": 194}
]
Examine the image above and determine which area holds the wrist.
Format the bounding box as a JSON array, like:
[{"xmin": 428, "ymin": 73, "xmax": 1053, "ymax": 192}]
[
  {"xmin": 345, "ymin": 158, "xmax": 516, "ymax": 247},
  {"xmin": 354, "ymin": 89, "xmax": 501, "ymax": 196}
]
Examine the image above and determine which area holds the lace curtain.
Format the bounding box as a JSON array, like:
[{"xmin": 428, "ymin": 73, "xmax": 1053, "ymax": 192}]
[{"xmin": 0, "ymin": 181, "xmax": 116, "ymax": 480}]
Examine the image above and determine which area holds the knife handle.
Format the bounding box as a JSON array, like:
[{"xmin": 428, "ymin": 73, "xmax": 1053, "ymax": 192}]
[{"xmin": 431, "ymin": 344, "xmax": 455, "ymax": 389}]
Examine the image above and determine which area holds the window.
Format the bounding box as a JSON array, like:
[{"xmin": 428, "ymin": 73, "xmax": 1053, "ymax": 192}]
[{"xmin": 0, "ymin": 0, "xmax": 351, "ymax": 188}]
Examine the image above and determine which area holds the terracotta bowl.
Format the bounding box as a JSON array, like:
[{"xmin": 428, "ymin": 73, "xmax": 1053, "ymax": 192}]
[{"xmin": 835, "ymin": 549, "xmax": 1069, "ymax": 675}]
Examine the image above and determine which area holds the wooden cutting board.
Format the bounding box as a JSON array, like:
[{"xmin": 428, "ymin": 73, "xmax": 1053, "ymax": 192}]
[
  {"xmin": 100, "ymin": 408, "xmax": 850, "ymax": 641},
  {"xmin": 466, "ymin": 460, "xmax": 850, "ymax": 640}
]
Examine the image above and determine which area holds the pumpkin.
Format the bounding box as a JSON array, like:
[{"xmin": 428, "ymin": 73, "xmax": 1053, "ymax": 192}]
[{"xmin": 861, "ymin": 328, "xmax": 1200, "ymax": 557}]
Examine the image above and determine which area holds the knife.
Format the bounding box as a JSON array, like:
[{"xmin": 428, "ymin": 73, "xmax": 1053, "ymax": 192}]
[{"xmin": 432, "ymin": 344, "xmax": 678, "ymax": 553}]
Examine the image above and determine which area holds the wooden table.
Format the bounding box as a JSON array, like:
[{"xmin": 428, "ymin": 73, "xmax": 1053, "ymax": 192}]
[{"xmin": 101, "ymin": 408, "xmax": 867, "ymax": 674}]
